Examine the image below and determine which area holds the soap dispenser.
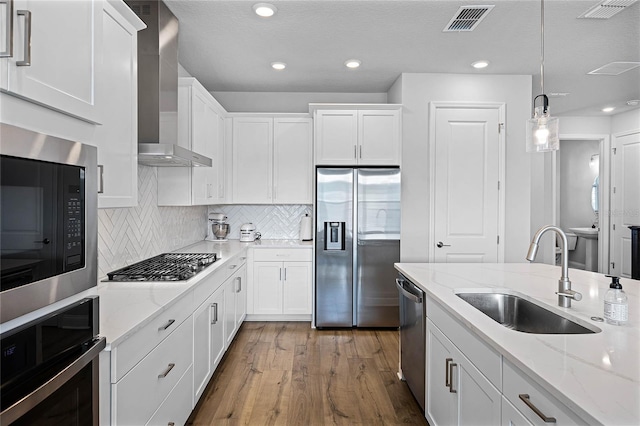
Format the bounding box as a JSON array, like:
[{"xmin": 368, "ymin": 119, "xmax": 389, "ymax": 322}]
[{"xmin": 604, "ymin": 275, "xmax": 628, "ymax": 325}]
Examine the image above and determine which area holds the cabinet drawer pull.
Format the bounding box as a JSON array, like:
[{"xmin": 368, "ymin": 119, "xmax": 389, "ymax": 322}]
[
  {"xmin": 240, "ymin": 257, "xmax": 247, "ymax": 261},
  {"xmin": 158, "ymin": 363, "xmax": 175, "ymax": 379},
  {"xmin": 16, "ymin": 9, "xmax": 30, "ymax": 66},
  {"xmin": 168, "ymin": 423, "xmax": 175, "ymax": 426},
  {"xmin": 445, "ymin": 358, "xmax": 453, "ymax": 387},
  {"xmin": 211, "ymin": 302, "xmax": 218, "ymax": 324},
  {"xmin": 158, "ymin": 319, "xmax": 175, "ymax": 331},
  {"xmin": 1, "ymin": 0, "xmax": 14, "ymax": 58},
  {"xmin": 235, "ymin": 276, "xmax": 242, "ymax": 293},
  {"xmin": 519, "ymin": 394, "xmax": 556, "ymax": 423},
  {"xmin": 229, "ymin": 264, "xmax": 237, "ymax": 269},
  {"xmin": 448, "ymin": 362, "xmax": 457, "ymax": 393}
]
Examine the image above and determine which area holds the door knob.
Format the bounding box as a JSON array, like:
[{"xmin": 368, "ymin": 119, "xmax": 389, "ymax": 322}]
[{"xmin": 437, "ymin": 241, "xmax": 451, "ymax": 248}]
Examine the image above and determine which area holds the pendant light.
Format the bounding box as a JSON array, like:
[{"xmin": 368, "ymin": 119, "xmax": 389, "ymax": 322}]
[{"xmin": 526, "ymin": 0, "xmax": 559, "ymax": 153}]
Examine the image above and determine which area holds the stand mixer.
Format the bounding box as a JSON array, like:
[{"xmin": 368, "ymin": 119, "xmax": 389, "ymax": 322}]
[{"xmin": 206, "ymin": 212, "xmax": 230, "ymax": 241}]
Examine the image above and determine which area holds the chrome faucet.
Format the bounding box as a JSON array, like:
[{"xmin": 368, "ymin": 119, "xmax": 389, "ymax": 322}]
[{"xmin": 526, "ymin": 225, "xmax": 582, "ymax": 308}]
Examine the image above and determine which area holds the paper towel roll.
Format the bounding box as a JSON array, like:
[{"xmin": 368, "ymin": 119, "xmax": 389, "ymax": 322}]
[{"xmin": 299, "ymin": 214, "xmax": 313, "ymax": 241}]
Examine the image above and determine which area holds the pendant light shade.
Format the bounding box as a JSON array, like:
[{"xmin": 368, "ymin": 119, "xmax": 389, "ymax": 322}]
[
  {"xmin": 526, "ymin": 95, "xmax": 559, "ymax": 152},
  {"xmin": 526, "ymin": 0, "xmax": 559, "ymax": 153}
]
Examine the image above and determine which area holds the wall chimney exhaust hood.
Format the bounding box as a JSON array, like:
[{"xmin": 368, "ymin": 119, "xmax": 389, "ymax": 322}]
[{"xmin": 126, "ymin": 0, "xmax": 212, "ymax": 167}]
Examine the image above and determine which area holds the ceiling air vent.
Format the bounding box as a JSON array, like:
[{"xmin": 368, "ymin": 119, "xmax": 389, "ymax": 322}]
[
  {"xmin": 443, "ymin": 5, "xmax": 495, "ymax": 32},
  {"xmin": 588, "ymin": 61, "xmax": 640, "ymax": 75},
  {"xmin": 578, "ymin": 0, "xmax": 638, "ymax": 19}
]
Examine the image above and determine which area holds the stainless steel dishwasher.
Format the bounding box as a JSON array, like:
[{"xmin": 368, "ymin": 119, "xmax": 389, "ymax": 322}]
[{"xmin": 396, "ymin": 274, "xmax": 426, "ymax": 411}]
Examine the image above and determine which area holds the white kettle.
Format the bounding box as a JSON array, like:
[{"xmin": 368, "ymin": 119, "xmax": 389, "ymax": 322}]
[{"xmin": 239, "ymin": 223, "xmax": 261, "ymax": 242}]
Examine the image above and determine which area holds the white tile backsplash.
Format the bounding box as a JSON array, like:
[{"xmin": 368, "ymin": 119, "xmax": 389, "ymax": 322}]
[
  {"xmin": 97, "ymin": 166, "xmax": 207, "ymax": 277},
  {"xmin": 208, "ymin": 205, "xmax": 311, "ymax": 240},
  {"xmin": 97, "ymin": 166, "xmax": 311, "ymax": 277}
]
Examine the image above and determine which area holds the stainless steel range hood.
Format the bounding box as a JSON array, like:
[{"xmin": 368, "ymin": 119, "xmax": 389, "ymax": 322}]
[{"xmin": 126, "ymin": 0, "xmax": 212, "ymax": 167}]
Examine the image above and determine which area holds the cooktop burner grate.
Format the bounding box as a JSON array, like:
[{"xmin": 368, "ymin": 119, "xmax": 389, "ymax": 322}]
[{"xmin": 106, "ymin": 253, "xmax": 218, "ymax": 281}]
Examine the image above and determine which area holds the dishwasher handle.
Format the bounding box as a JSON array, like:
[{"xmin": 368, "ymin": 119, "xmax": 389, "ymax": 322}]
[{"xmin": 396, "ymin": 278, "xmax": 423, "ymax": 303}]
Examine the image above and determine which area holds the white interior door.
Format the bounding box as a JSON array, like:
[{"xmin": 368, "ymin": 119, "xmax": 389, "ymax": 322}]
[
  {"xmin": 432, "ymin": 105, "xmax": 502, "ymax": 263},
  {"xmin": 610, "ymin": 131, "xmax": 640, "ymax": 277}
]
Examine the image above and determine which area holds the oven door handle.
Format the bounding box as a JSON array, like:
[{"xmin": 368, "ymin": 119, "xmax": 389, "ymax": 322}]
[{"xmin": 0, "ymin": 336, "xmax": 106, "ymax": 425}]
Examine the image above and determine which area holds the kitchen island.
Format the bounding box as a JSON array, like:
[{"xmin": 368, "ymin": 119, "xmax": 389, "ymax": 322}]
[{"xmin": 395, "ymin": 262, "xmax": 639, "ymax": 426}]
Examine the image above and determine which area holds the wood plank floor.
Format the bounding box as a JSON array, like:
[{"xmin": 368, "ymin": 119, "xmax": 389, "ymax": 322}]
[{"xmin": 187, "ymin": 322, "xmax": 427, "ymax": 426}]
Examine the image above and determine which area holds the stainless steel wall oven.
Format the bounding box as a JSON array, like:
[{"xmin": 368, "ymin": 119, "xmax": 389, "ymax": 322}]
[
  {"xmin": 0, "ymin": 296, "xmax": 105, "ymax": 425},
  {"xmin": 0, "ymin": 123, "xmax": 98, "ymax": 323}
]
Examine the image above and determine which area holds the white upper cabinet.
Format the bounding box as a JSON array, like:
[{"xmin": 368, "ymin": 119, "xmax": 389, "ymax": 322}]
[
  {"xmin": 232, "ymin": 116, "xmax": 273, "ymax": 204},
  {"xmin": 231, "ymin": 115, "xmax": 312, "ymax": 204},
  {"xmin": 273, "ymin": 117, "xmax": 313, "ymax": 204},
  {"xmin": 157, "ymin": 78, "xmax": 226, "ymax": 206},
  {"xmin": 312, "ymin": 104, "xmax": 401, "ymax": 166},
  {"xmin": 96, "ymin": 1, "xmax": 145, "ymax": 209},
  {"xmin": 0, "ymin": 0, "xmax": 101, "ymax": 123},
  {"xmin": 314, "ymin": 110, "xmax": 358, "ymax": 165}
]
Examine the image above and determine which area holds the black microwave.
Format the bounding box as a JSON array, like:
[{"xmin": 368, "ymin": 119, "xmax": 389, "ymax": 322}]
[{"xmin": 0, "ymin": 124, "xmax": 98, "ymax": 323}]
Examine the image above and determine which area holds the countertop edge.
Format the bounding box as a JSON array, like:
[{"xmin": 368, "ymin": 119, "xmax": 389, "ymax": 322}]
[{"xmin": 395, "ymin": 262, "xmax": 638, "ymax": 426}]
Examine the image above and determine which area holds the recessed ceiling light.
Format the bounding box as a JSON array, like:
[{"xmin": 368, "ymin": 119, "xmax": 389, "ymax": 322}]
[
  {"xmin": 271, "ymin": 62, "xmax": 286, "ymax": 70},
  {"xmin": 345, "ymin": 59, "xmax": 361, "ymax": 69},
  {"xmin": 627, "ymin": 100, "xmax": 640, "ymax": 106},
  {"xmin": 602, "ymin": 107, "xmax": 615, "ymax": 113},
  {"xmin": 253, "ymin": 3, "xmax": 277, "ymax": 17},
  {"xmin": 471, "ymin": 60, "xmax": 489, "ymax": 69}
]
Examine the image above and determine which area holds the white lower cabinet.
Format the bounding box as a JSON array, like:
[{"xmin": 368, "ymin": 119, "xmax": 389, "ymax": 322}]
[
  {"xmin": 426, "ymin": 319, "xmax": 501, "ymax": 426},
  {"xmin": 225, "ymin": 263, "xmax": 247, "ymax": 347},
  {"xmin": 147, "ymin": 365, "xmax": 194, "ymax": 426},
  {"xmin": 426, "ymin": 296, "xmax": 590, "ymax": 426},
  {"xmin": 248, "ymin": 248, "xmax": 312, "ymax": 318},
  {"xmin": 109, "ymin": 250, "xmax": 249, "ymax": 425},
  {"xmin": 192, "ymin": 284, "xmax": 225, "ymax": 403},
  {"xmin": 112, "ymin": 316, "xmax": 193, "ymax": 426},
  {"xmin": 503, "ymin": 360, "xmax": 585, "ymax": 425},
  {"xmin": 501, "ymin": 396, "xmax": 533, "ymax": 426}
]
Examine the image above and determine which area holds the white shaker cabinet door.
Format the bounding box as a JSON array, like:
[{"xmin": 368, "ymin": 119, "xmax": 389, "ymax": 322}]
[
  {"xmin": 282, "ymin": 261, "xmax": 312, "ymax": 315},
  {"xmin": 314, "ymin": 110, "xmax": 358, "ymax": 165},
  {"xmin": 1, "ymin": 0, "xmax": 100, "ymax": 123},
  {"xmin": 232, "ymin": 117, "xmax": 273, "ymax": 203},
  {"xmin": 96, "ymin": 1, "xmax": 142, "ymax": 208},
  {"xmin": 191, "ymin": 90, "xmax": 218, "ymax": 205},
  {"xmin": 253, "ymin": 261, "xmax": 283, "ymax": 315},
  {"xmin": 193, "ymin": 297, "xmax": 214, "ymax": 403},
  {"xmin": 273, "ymin": 117, "xmax": 313, "ymax": 204},
  {"xmin": 358, "ymin": 109, "xmax": 400, "ymax": 165}
]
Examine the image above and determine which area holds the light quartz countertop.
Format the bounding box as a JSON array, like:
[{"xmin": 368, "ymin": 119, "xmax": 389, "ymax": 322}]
[
  {"xmin": 395, "ymin": 262, "xmax": 639, "ymax": 426},
  {"xmin": 97, "ymin": 239, "xmax": 309, "ymax": 350}
]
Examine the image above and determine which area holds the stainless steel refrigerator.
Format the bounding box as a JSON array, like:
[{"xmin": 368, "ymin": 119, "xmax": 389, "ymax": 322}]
[{"xmin": 315, "ymin": 168, "xmax": 401, "ymax": 328}]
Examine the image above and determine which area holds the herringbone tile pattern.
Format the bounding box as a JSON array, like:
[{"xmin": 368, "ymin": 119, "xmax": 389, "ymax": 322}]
[
  {"xmin": 208, "ymin": 204, "xmax": 311, "ymax": 240},
  {"xmin": 97, "ymin": 166, "xmax": 207, "ymax": 278}
]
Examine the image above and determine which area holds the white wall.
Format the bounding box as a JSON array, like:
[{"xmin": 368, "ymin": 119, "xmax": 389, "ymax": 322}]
[
  {"xmin": 391, "ymin": 73, "xmax": 532, "ymax": 262},
  {"xmin": 612, "ymin": 108, "xmax": 640, "ymax": 134},
  {"xmin": 558, "ymin": 116, "xmax": 611, "ymax": 135},
  {"xmin": 211, "ymin": 91, "xmax": 387, "ymax": 113}
]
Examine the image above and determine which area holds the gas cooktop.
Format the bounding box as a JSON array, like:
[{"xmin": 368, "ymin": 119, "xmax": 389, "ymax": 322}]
[{"xmin": 106, "ymin": 253, "xmax": 218, "ymax": 282}]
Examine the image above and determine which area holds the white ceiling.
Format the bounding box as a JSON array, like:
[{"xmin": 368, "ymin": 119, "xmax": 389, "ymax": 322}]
[{"xmin": 165, "ymin": 0, "xmax": 640, "ymax": 116}]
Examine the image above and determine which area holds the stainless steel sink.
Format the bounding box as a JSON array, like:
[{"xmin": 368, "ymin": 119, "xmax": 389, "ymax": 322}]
[{"xmin": 456, "ymin": 292, "xmax": 600, "ymax": 334}]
